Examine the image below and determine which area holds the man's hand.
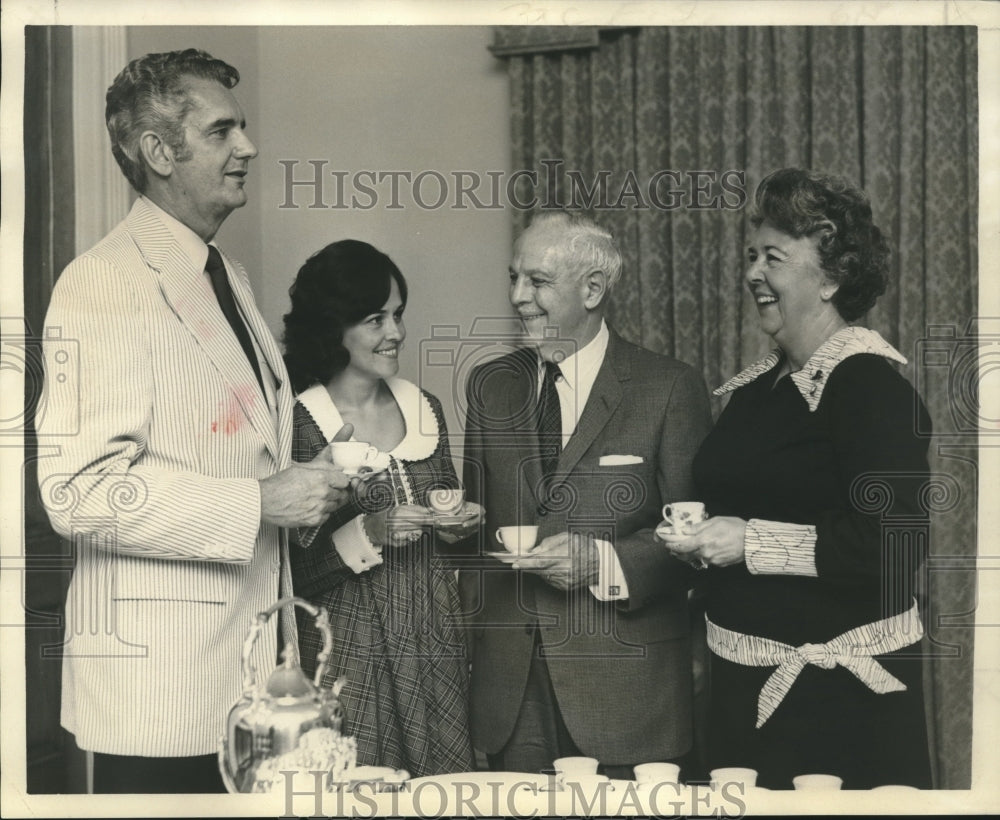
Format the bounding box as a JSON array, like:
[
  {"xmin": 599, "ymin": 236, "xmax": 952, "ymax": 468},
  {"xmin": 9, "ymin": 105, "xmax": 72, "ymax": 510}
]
[
  {"xmin": 259, "ymin": 424, "xmax": 354, "ymax": 528},
  {"xmin": 515, "ymin": 531, "xmax": 600, "ymax": 591}
]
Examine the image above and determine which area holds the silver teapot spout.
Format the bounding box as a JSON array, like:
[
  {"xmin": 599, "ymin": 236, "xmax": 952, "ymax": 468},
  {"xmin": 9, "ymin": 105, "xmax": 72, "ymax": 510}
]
[{"xmin": 218, "ymin": 597, "xmax": 351, "ymax": 793}]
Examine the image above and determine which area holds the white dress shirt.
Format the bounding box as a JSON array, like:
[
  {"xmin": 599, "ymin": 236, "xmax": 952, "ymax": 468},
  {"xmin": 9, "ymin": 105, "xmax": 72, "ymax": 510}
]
[{"xmin": 538, "ymin": 321, "xmax": 630, "ymax": 601}]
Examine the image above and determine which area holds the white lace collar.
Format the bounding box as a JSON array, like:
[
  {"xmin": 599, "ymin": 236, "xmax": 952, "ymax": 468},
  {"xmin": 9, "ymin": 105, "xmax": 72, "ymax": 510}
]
[
  {"xmin": 296, "ymin": 377, "xmax": 439, "ymax": 461},
  {"xmin": 713, "ymin": 326, "xmax": 907, "ymax": 412}
]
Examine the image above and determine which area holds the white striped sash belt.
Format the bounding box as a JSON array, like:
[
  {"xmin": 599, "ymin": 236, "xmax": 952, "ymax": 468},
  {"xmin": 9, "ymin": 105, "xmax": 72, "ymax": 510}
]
[{"xmin": 705, "ymin": 601, "xmax": 923, "ymax": 728}]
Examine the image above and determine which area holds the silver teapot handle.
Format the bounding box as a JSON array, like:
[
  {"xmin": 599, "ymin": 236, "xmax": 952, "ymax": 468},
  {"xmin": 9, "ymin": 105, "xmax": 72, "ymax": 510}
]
[{"xmin": 240, "ymin": 596, "xmax": 334, "ymax": 694}]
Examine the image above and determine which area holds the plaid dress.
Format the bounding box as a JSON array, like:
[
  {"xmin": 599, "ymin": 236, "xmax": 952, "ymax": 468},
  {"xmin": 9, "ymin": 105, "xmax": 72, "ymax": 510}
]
[{"xmin": 289, "ymin": 378, "xmax": 474, "ymax": 777}]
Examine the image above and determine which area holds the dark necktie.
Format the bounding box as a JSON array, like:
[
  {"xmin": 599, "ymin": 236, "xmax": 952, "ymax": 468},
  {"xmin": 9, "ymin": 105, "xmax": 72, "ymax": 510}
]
[
  {"xmin": 536, "ymin": 360, "xmax": 563, "ymax": 480},
  {"xmin": 205, "ymin": 246, "xmax": 265, "ymax": 396}
]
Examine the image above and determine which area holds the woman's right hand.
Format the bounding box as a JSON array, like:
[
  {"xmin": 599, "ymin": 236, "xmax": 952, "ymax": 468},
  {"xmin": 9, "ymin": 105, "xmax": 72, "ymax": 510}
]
[
  {"xmin": 363, "ymin": 505, "xmax": 433, "ymax": 547},
  {"xmin": 658, "ymin": 516, "xmax": 748, "ymax": 569}
]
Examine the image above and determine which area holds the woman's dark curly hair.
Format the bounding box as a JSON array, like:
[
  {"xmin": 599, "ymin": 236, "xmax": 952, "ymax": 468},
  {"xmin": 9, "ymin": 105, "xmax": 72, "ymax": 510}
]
[
  {"xmin": 282, "ymin": 240, "xmax": 408, "ymax": 393},
  {"xmin": 750, "ymin": 168, "xmax": 890, "ymax": 322}
]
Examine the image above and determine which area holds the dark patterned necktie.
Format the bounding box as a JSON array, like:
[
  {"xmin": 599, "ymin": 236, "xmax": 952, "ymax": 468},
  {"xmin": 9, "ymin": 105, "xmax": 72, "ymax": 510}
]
[
  {"xmin": 536, "ymin": 360, "xmax": 563, "ymax": 479},
  {"xmin": 205, "ymin": 246, "xmax": 265, "ymax": 395}
]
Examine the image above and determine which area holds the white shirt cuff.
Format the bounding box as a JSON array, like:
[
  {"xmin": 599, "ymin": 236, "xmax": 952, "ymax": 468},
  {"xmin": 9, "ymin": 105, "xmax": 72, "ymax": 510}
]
[
  {"xmin": 744, "ymin": 518, "xmax": 818, "ymax": 577},
  {"xmin": 333, "ymin": 515, "xmax": 383, "ymax": 574},
  {"xmin": 589, "ymin": 538, "xmax": 629, "ymax": 601}
]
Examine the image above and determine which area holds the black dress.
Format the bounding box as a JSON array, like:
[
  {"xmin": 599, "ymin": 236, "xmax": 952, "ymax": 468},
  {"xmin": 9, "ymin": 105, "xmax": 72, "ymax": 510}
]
[{"xmin": 692, "ymin": 331, "xmax": 933, "ymax": 790}]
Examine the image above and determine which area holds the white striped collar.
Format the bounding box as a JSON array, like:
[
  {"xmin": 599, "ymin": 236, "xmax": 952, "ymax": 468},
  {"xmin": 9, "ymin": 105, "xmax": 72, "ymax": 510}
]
[
  {"xmin": 713, "ymin": 326, "xmax": 907, "ymax": 412},
  {"xmin": 141, "ymin": 195, "xmax": 212, "ymax": 275},
  {"xmin": 296, "ymin": 377, "xmax": 438, "ymax": 461}
]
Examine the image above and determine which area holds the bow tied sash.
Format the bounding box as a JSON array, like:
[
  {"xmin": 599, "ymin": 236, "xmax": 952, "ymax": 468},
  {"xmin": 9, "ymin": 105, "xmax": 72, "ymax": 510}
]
[{"xmin": 706, "ymin": 602, "xmax": 923, "ymax": 728}]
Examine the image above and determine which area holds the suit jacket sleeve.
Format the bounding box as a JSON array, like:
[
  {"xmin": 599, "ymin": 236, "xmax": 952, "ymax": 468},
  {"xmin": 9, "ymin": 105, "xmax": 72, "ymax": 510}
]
[
  {"xmin": 36, "ymin": 254, "xmax": 262, "ymax": 563},
  {"xmin": 614, "ymin": 362, "xmax": 713, "ymax": 611}
]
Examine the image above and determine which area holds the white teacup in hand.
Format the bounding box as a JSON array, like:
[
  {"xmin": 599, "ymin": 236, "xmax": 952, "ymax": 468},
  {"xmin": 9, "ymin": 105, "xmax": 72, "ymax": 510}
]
[
  {"xmin": 659, "ymin": 501, "xmax": 707, "ymax": 535},
  {"xmin": 329, "ymin": 441, "xmax": 379, "ymax": 473},
  {"xmin": 428, "ymin": 487, "xmax": 465, "ymax": 514},
  {"xmin": 495, "ymin": 525, "xmax": 539, "ymax": 554}
]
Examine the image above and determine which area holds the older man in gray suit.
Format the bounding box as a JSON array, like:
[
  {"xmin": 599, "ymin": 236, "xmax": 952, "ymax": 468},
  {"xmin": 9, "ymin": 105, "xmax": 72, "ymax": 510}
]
[
  {"xmin": 460, "ymin": 211, "xmax": 712, "ymax": 779},
  {"xmin": 36, "ymin": 49, "xmax": 349, "ymax": 793}
]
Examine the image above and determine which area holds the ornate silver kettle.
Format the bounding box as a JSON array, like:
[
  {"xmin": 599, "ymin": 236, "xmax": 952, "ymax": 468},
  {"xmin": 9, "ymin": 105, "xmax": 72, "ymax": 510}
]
[{"xmin": 218, "ymin": 596, "xmax": 350, "ymax": 793}]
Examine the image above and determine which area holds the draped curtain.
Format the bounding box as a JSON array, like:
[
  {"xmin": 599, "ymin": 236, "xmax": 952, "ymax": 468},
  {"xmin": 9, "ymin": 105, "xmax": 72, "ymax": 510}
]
[
  {"xmin": 23, "ymin": 26, "xmax": 88, "ymax": 794},
  {"xmin": 496, "ymin": 25, "xmax": 977, "ymax": 789}
]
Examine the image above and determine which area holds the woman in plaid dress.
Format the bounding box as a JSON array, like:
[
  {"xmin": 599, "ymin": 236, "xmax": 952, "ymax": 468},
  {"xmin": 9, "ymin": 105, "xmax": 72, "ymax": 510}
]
[{"xmin": 282, "ymin": 240, "xmax": 477, "ymax": 777}]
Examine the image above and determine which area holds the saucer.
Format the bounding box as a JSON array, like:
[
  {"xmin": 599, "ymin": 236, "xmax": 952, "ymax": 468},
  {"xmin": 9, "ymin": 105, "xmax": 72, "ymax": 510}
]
[
  {"xmin": 486, "ymin": 551, "xmax": 549, "ymax": 564},
  {"xmin": 430, "ymin": 503, "xmax": 480, "ymax": 526},
  {"xmin": 342, "ymin": 452, "xmax": 391, "ymax": 478}
]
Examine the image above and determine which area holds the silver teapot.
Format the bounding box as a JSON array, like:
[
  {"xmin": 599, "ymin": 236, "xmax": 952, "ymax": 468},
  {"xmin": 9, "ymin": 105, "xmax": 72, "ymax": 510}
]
[{"xmin": 218, "ymin": 596, "xmax": 348, "ymax": 793}]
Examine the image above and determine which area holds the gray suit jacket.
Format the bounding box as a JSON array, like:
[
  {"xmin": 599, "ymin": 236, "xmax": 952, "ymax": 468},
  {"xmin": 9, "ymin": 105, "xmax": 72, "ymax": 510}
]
[{"xmin": 459, "ymin": 329, "xmax": 712, "ymax": 764}]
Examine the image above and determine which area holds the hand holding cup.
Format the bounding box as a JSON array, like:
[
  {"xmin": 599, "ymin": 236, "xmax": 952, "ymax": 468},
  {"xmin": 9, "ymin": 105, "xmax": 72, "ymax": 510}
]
[
  {"xmin": 658, "ymin": 514, "xmax": 749, "ymax": 570},
  {"xmin": 428, "ymin": 487, "xmax": 466, "ymax": 515},
  {"xmin": 657, "ymin": 501, "xmax": 708, "ymax": 537},
  {"xmin": 328, "ymin": 441, "xmax": 381, "ymax": 475},
  {"xmin": 656, "ymin": 501, "xmax": 709, "ymax": 569},
  {"xmin": 429, "ymin": 487, "xmax": 484, "ymax": 544}
]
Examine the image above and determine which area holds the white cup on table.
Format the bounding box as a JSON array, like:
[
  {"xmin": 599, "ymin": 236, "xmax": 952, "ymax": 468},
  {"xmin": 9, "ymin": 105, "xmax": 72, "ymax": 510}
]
[
  {"xmin": 793, "ymin": 773, "xmax": 843, "ymax": 790},
  {"xmin": 634, "ymin": 762, "xmax": 681, "ymax": 787},
  {"xmin": 710, "ymin": 767, "xmax": 758, "ymax": 790},
  {"xmin": 553, "ymin": 756, "xmax": 599, "ymax": 787}
]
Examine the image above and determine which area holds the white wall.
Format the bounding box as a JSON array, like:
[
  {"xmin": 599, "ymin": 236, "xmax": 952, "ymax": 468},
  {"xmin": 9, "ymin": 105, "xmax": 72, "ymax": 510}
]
[
  {"xmin": 257, "ymin": 27, "xmax": 513, "ymax": 439},
  {"xmin": 127, "ymin": 26, "xmax": 514, "ymax": 440},
  {"xmin": 127, "ymin": 27, "xmax": 264, "ymax": 290}
]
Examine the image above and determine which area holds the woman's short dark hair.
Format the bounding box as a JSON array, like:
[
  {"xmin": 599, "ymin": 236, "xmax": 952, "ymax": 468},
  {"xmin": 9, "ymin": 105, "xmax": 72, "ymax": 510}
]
[
  {"xmin": 106, "ymin": 49, "xmax": 240, "ymax": 193},
  {"xmin": 282, "ymin": 240, "xmax": 408, "ymax": 392},
  {"xmin": 750, "ymin": 168, "xmax": 890, "ymax": 322}
]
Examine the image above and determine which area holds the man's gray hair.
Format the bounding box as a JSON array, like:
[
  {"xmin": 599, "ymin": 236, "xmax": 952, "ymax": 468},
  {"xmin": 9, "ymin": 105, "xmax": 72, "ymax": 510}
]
[
  {"xmin": 528, "ymin": 210, "xmax": 623, "ymax": 291},
  {"xmin": 105, "ymin": 49, "xmax": 240, "ymax": 193}
]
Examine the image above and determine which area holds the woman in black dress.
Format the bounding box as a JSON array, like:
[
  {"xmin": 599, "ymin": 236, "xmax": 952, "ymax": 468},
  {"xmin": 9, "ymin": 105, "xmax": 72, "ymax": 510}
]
[
  {"xmin": 283, "ymin": 240, "xmax": 479, "ymax": 777},
  {"xmin": 661, "ymin": 168, "xmax": 933, "ymax": 789}
]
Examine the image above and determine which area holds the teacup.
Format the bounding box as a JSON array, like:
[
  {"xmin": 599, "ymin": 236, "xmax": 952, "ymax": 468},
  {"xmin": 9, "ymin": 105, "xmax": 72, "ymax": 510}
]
[
  {"xmin": 710, "ymin": 767, "xmax": 758, "ymax": 790},
  {"xmin": 428, "ymin": 487, "xmax": 465, "ymax": 514},
  {"xmin": 793, "ymin": 773, "xmax": 843, "ymax": 790},
  {"xmin": 659, "ymin": 501, "xmax": 707, "ymax": 535},
  {"xmin": 633, "ymin": 762, "xmax": 681, "ymax": 786},
  {"xmin": 329, "ymin": 441, "xmax": 380, "ymax": 473},
  {"xmin": 553, "ymin": 756, "xmax": 599, "ymax": 786},
  {"xmin": 495, "ymin": 525, "xmax": 539, "ymax": 554}
]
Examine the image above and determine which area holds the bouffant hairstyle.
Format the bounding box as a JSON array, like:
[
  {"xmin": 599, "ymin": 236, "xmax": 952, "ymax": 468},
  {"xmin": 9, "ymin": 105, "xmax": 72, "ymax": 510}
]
[
  {"xmin": 750, "ymin": 168, "xmax": 890, "ymax": 322},
  {"xmin": 105, "ymin": 49, "xmax": 240, "ymax": 193},
  {"xmin": 282, "ymin": 240, "xmax": 408, "ymax": 393}
]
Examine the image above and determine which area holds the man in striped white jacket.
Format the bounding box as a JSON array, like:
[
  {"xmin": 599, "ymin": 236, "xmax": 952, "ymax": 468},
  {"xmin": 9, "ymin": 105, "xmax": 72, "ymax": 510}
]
[{"xmin": 36, "ymin": 49, "xmax": 349, "ymax": 793}]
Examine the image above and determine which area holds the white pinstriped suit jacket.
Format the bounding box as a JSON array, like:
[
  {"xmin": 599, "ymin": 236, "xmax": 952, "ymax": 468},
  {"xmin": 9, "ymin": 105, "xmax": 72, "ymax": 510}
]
[{"xmin": 36, "ymin": 197, "xmax": 294, "ymax": 756}]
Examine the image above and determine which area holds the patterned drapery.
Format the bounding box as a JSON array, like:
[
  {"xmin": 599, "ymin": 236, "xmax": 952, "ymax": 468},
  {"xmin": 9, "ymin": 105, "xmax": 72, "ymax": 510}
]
[{"xmin": 497, "ymin": 25, "xmax": 977, "ymax": 789}]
